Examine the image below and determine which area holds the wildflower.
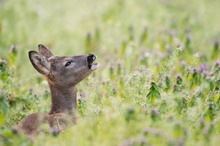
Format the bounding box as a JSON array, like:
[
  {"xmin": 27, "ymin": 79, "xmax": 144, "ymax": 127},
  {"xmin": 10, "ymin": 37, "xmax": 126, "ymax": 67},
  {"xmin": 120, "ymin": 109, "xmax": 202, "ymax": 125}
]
[
  {"xmin": 168, "ymin": 29, "xmax": 177, "ymax": 37},
  {"xmin": 51, "ymin": 127, "xmax": 60, "ymax": 137},
  {"xmin": 199, "ymin": 64, "xmax": 208, "ymax": 74},
  {"xmin": 109, "ymin": 65, "xmax": 115, "ymax": 80},
  {"xmin": 191, "ymin": 68, "xmax": 201, "ymax": 87},
  {"xmin": 151, "ymin": 107, "xmax": 159, "ymax": 121},
  {"xmin": 10, "ymin": 45, "xmax": 18, "ymax": 55},
  {"xmin": 117, "ymin": 63, "xmax": 122, "ymax": 75},
  {"xmin": 176, "ymin": 75, "xmax": 183, "ymax": 85},
  {"xmin": 124, "ymin": 105, "xmax": 135, "ymax": 122},
  {"xmin": 214, "ymin": 61, "xmax": 220, "ymax": 73}
]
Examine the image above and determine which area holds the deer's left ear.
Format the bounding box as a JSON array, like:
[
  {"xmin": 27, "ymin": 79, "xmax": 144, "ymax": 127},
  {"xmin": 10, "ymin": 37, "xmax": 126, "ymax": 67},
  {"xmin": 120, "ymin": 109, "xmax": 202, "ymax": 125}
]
[
  {"xmin": 29, "ymin": 51, "xmax": 50, "ymax": 75},
  {"xmin": 38, "ymin": 44, "xmax": 53, "ymax": 59}
]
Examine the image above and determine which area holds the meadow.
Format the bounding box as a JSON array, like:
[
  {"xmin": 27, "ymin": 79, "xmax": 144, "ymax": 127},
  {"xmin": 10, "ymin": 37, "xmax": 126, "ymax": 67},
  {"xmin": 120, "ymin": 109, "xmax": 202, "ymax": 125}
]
[{"xmin": 1, "ymin": 0, "xmax": 220, "ymax": 145}]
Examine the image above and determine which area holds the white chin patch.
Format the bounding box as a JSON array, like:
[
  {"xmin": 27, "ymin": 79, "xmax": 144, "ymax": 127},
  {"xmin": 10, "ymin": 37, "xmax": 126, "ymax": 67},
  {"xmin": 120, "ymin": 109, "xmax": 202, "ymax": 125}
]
[{"xmin": 91, "ymin": 63, "xmax": 99, "ymax": 70}]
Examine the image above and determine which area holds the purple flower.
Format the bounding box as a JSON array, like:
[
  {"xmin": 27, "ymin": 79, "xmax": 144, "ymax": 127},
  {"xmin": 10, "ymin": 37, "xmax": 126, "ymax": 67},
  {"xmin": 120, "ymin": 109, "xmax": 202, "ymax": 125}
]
[{"xmin": 199, "ymin": 64, "xmax": 208, "ymax": 73}]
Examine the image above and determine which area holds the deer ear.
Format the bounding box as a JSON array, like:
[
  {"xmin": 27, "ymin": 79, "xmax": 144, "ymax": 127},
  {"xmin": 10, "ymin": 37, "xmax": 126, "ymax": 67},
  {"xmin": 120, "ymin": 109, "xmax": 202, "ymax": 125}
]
[
  {"xmin": 29, "ymin": 51, "xmax": 50, "ymax": 75},
  {"xmin": 38, "ymin": 44, "xmax": 53, "ymax": 59}
]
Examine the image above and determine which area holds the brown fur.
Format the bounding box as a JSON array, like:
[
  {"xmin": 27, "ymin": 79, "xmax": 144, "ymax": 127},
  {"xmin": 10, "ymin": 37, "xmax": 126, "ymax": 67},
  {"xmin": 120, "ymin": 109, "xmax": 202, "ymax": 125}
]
[{"xmin": 16, "ymin": 44, "xmax": 98, "ymax": 138}]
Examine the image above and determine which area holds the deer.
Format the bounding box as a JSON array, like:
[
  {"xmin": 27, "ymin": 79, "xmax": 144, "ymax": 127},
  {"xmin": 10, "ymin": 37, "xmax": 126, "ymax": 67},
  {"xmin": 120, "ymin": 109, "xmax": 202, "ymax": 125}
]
[{"xmin": 15, "ymin": 44, "xmax": 98, "ymax": 139}]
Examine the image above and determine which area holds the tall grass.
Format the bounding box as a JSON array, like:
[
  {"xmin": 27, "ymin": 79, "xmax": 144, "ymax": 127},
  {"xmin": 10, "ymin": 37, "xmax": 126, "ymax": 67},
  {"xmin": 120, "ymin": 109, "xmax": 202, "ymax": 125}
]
[{"xmin": 1, "ymin": 0, "xmax": 220, "ymax": 145}]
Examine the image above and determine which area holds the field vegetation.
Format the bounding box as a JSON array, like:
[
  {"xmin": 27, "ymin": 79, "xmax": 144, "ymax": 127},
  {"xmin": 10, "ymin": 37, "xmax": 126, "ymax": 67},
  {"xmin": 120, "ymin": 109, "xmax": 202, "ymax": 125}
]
[{"xmin": 0, "ymin": 0, "xmax": 220, "ymax": 145}]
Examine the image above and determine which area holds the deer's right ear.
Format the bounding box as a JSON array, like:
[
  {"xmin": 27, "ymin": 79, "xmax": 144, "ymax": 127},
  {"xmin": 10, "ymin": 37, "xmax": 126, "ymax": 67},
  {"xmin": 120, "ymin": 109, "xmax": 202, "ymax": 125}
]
[
  {"xmin": 29, "ymin": 51, "xmax": 50, "ymax": 75},
  {"xmin": 38, "ymin": 44, "xmax": 53, "ymax": 59}
]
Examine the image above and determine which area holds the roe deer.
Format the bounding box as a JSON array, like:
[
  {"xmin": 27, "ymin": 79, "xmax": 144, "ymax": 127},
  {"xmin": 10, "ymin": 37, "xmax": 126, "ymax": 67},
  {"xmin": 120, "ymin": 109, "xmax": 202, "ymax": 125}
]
[{"xmin": 15, "ymin": 44, "xmax": 98, "ymax": 138}]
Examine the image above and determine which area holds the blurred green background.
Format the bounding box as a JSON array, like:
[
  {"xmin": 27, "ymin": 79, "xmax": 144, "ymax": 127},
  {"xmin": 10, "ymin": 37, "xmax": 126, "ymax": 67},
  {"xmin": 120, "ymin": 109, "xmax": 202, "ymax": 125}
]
[
  {"xmin": 1, "ymin": 0, "xmax": 220, "ymax": 145},
  {"xmin": 1, "ymin": 0, "xmax": 220, "ymax": 78}
]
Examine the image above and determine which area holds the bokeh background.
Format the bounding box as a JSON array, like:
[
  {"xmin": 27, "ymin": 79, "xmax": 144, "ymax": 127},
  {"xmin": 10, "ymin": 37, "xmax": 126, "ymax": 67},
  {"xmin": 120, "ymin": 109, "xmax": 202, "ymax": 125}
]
[
  {"xmin": 1, "ymin": 0, "xmax": 220, "ymax": 78},
  {"xmin": 1, "ymin": 0, "xmax": 220, "ymax": 145}
]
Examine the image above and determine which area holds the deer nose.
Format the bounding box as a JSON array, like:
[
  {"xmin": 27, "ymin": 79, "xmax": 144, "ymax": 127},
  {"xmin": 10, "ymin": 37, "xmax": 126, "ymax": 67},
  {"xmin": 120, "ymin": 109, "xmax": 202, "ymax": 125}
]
[{"xmin": 87, "ymin": 54, "xmax": 96, "ymax": 64}]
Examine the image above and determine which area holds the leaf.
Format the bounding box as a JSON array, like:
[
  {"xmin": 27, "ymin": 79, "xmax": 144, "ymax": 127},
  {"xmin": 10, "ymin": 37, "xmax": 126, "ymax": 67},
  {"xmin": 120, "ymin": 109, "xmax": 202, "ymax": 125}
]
[{"xmin": 0, "ymin": 114, "xmax": 5, "ymax": 127}]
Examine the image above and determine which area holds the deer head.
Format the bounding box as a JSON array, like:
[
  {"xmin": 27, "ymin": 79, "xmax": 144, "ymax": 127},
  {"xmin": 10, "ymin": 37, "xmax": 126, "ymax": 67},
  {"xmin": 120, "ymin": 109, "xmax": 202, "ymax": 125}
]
[{"xmin": 28, "ymin": 44, "xmax": 98, "ymax": 87}]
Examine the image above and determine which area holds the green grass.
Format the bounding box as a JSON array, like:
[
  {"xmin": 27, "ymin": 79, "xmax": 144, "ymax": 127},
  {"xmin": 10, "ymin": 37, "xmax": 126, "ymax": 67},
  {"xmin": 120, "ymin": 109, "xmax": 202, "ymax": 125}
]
[{"xmin": 1, "ymin": 0, "xmax": 220, "ymax": 145}]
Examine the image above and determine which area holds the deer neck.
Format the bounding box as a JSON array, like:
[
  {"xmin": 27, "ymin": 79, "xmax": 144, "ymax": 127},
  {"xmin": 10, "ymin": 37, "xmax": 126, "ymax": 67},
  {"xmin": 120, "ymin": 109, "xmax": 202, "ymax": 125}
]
[{"xmin": 48, "ymin": 83, "xmax": 77, "ymax": 115}]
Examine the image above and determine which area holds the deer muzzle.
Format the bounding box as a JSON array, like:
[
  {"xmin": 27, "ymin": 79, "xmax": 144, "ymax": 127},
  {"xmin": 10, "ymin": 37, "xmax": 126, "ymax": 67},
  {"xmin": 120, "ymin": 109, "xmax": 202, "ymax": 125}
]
[{"xmin": 87, "ymin": 54, "xmax": 98, "ymax": 70}]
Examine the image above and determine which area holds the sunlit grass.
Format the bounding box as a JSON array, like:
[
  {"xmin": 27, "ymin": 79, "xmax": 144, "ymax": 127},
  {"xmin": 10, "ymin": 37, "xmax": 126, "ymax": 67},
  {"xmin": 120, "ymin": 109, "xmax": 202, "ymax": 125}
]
[{"xmin": 1, "ymin": 0, "xmax": 220, "ymax": 145}]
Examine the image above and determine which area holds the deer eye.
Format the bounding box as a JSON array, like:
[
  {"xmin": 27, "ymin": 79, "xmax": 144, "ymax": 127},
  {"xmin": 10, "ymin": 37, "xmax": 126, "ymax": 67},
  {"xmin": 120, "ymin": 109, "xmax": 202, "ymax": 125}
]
[{"xmin": 65, "ymin": 61, "xmax": 72, "ymax": 67}]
